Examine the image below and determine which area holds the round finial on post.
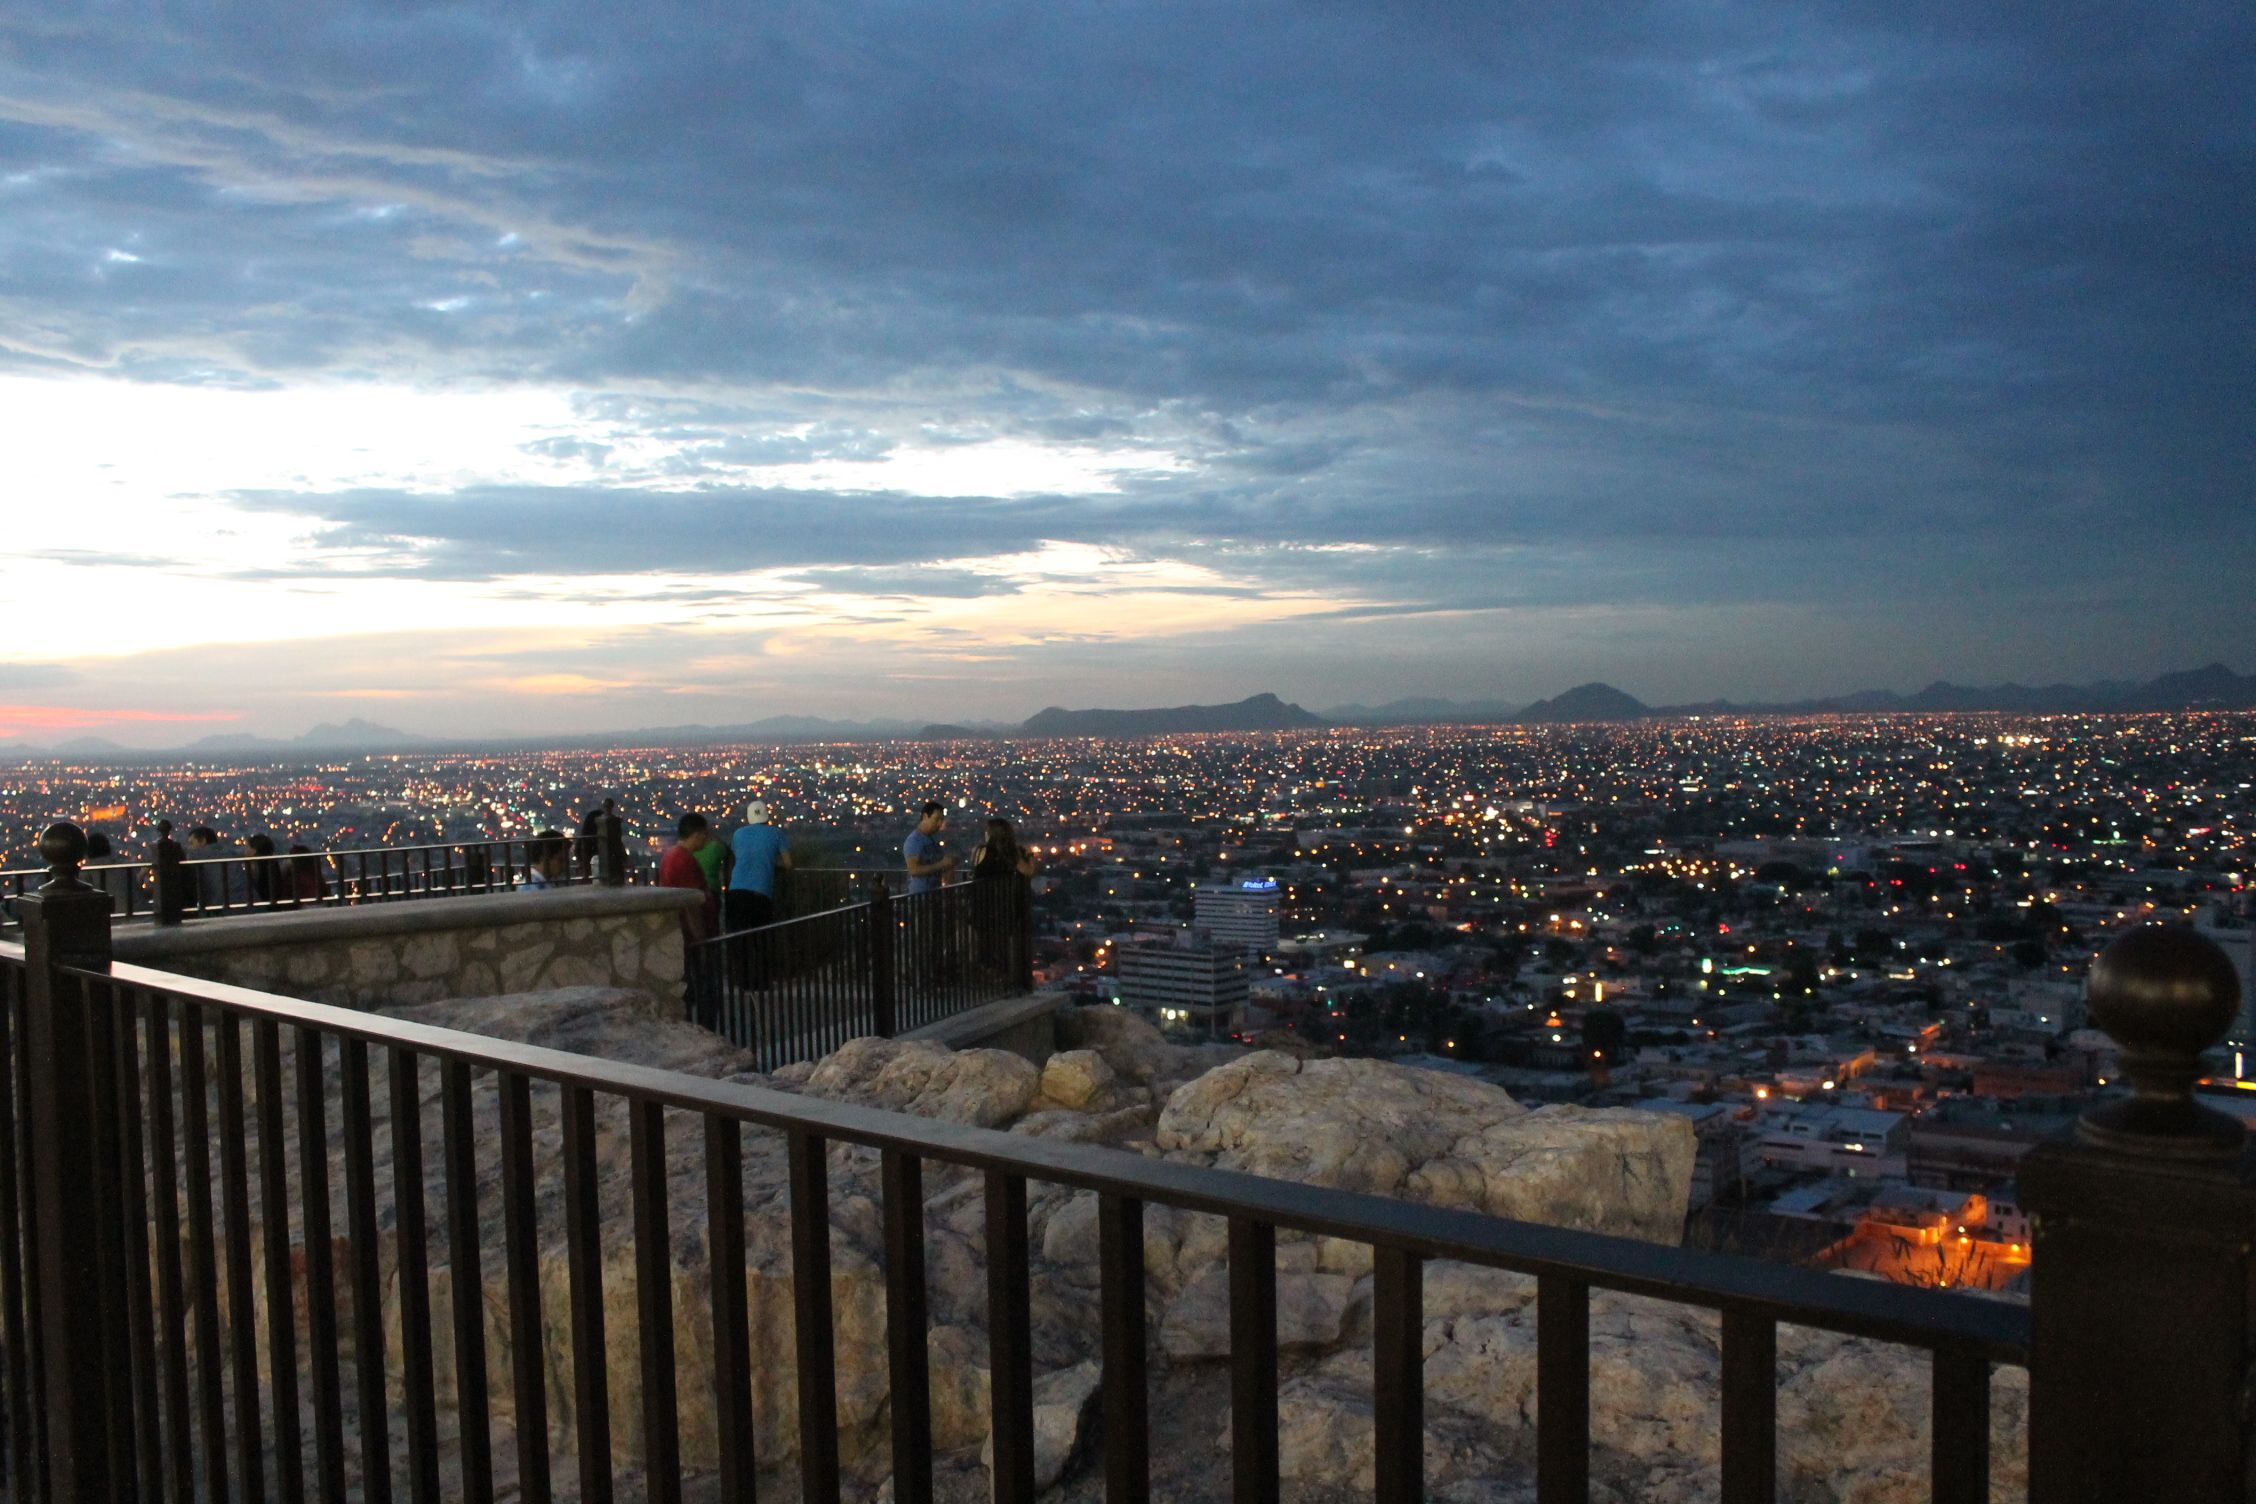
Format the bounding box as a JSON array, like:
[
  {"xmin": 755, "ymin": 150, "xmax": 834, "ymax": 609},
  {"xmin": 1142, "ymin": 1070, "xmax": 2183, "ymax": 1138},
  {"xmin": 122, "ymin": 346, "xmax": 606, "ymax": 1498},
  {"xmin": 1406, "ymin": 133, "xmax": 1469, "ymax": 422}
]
[
  {"xmin": 37, "ymin": 822, "xmax": 91, "ymax": 893},
  {"xmin": 2078, "ymin": 925, "xmax": 2245, "ymax": 1159}
]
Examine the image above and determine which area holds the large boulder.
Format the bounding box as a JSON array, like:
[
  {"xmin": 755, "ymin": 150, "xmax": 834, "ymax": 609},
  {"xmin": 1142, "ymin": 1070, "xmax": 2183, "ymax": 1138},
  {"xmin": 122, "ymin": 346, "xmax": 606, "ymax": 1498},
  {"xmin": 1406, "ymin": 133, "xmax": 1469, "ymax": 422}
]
[
  {"xmin": 1156, "ymin": 1051, "xmax": 1695, "ymax": 1244},
  {"xmin": 800, "ymin": 1035, "xmax": 1041, "ymax": 1126}
]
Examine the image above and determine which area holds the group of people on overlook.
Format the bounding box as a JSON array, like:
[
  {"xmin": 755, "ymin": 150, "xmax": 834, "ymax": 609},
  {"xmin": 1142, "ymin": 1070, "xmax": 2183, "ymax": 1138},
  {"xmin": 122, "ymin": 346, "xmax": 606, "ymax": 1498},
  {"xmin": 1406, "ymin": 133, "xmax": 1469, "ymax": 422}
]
[{"xmin": 655, "ymin": 799, "xmax": 1036, "ymax": 944}]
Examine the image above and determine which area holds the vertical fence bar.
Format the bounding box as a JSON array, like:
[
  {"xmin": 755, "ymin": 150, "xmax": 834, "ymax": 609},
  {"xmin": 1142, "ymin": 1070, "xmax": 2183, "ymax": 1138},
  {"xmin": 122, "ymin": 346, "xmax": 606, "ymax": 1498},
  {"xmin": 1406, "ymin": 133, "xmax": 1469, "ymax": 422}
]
[
  {"xmin": 115, "ymin": 986, "xmax": 164, "ymax": 1504},
  {"xmin": 1012, "ymin": 875, "xmax": 1034, "ymax": 994},
  {"xmin": 295, "ymin": 1027, "xmax": 346, "ymax": 1504},
  {"xmin": 788, "ymin": 1129, "xmax": 840, "ymax": 1504},
  {"xmin": 1372, "ymin": 1246, "xmax": 1424, "ymax": 1504},
  {"xmin": 1930, "ymin": 1348, "xmax": 1988, "ymax": 1504},
  {"xmin": 442, "ymin": 1059, "xmax": 494, "ymax": 1504},
  {"xmin": 179, "ymin": 1006, "xmax": 231, "ymax": 1504},
  {"xmin": 705, "ymin": 1116, "xmax": 756, "ymax": 1504},
  {"xmin": 253, "ymin": 1020, "xmax": 304, "ymax": 1504},
  {"xmin": 148, "ymin": 996, "xmax": 193, "ymax": 1504},
  {"xmin": 1720, "ymin": 1310, "xmax": 1776, "ymax": 1504},
  {"xmin": 82, "ymin": 975, "xmax": 137, "ymax": 1496},
  {"xmin": 881, "ymin": 1150, "xmax": 931, "ymax": 1504},
  {"xmin": 1535, "ymin": 1275, "xmax": 1589, "ymax": 1504},
  {"xmin": 629, "ymin": 1099, "xmax": 682, "ymax": 1504},
  {"xmin": 560, "ymin": 1087, "xmax": 612, "ymax": 1504},
  {"xmin": 986, "ymin": 1170, "xmax": 1035, "ymax": 1504},
  {"xmin": 341, "ymin": 1038, "xmax": 391, "ymax": 1504},
  {"xmin": 1097, "ymin": 1193, "xmax": 1148, "ymax": 1504},
  {"xmin": 11, "ymin": 967, "xmax": 47, "ymax": 1504},
  {"xmin": 0, "ymin": 969, "xmax": 34, "ymax": 1501},
  {"xmin": 499, "ymin": 1073, "xmax": 553, "ymax": 1504},
  {"xmin": 217, "ymin": 1015, "xmax": 269, "ymax": 1503},
  {"xmin": 388, "ymin": 1048, "xmax": 441, "ymax": 1504},
  {"xmin": 1226, "ymin": 1217, "xmax": 1278, "ymax": 1504},
  {"xmin": 869, "ymin": 882, "xmax": 896, "ymax": 1038}
]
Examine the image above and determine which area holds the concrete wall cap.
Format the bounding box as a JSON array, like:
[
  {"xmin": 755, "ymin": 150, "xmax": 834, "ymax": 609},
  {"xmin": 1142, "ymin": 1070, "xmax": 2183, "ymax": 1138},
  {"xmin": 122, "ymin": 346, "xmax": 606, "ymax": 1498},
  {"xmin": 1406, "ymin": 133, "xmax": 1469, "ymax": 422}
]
[{"xmin": 111, "ymin": 884, "xmax": 701, "ymax": 961}]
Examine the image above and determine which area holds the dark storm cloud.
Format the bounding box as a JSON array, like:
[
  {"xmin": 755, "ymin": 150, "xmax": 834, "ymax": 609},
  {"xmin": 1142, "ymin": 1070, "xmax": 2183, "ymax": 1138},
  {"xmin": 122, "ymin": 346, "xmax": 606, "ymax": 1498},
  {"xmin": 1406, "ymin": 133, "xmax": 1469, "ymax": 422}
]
[{"xmin": 1, "ymin": 0, "xmax": 2250, "ymax": 693}]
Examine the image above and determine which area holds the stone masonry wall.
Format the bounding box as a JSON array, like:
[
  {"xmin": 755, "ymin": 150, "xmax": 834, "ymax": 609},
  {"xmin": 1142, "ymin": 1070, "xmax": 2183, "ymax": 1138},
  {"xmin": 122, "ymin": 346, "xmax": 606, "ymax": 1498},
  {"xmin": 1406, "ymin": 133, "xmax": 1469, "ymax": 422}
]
[{"xmin": 110, "ymin": 885, "xmax": 700, "ymax": 1014}]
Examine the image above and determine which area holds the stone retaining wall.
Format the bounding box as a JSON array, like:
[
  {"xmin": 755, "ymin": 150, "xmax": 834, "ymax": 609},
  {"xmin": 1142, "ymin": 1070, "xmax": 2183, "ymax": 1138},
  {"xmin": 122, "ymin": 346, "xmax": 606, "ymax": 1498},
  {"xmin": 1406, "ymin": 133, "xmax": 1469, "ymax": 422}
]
[{"xmin": 110, "ymin": 885, "xmax": 701, "ymax": 1014}]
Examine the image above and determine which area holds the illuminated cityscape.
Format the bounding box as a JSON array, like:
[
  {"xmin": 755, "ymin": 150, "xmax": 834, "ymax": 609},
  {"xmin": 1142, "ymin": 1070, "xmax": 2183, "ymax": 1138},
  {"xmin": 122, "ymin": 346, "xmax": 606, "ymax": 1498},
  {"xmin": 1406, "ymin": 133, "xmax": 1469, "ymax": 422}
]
[{"xmin": 7, "ymin": 711, "xmax": 2250, "ymax": 1291}]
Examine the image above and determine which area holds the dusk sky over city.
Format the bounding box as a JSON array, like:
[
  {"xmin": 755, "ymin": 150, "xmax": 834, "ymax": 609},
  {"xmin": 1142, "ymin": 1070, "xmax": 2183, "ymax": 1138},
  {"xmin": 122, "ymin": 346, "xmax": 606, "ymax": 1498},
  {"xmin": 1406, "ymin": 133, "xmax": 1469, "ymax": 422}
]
[{"xmin": 1, "ymin": 1, "xmax": 2250, "ymax": 743}]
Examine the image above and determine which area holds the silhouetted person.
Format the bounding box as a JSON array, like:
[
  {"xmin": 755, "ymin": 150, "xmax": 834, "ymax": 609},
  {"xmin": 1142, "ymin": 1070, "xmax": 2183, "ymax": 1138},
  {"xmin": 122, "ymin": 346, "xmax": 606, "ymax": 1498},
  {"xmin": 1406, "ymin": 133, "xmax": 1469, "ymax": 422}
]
[
  {"xmin": 524, "ymin": 830, "xmax": 570, "ymax": 889},
  {"xmin": 246, "ymin": 832, "xmax": 278, "ymax": 904},
  {"xmin": 288, "ymin": 844, "xmax": 328, "ymax": 903}
]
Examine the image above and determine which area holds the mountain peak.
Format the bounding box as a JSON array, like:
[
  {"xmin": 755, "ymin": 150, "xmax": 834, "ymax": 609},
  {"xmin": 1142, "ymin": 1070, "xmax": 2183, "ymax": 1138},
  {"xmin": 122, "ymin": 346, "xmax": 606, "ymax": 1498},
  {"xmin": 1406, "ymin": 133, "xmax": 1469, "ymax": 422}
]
[{"xmin": 1514, "ymin": 683, "xmax": 1650, "ymax": 724}]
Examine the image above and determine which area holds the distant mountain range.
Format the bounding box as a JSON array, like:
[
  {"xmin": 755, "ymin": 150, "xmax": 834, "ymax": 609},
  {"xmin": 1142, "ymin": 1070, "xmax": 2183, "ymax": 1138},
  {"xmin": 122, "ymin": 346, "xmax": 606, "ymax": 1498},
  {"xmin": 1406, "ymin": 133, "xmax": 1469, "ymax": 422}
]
[
  {"xmin": 1019, "ymin": 692, "xmax": 1324, "ymax": 737},
  {"xmin": 3, "ymin": 665, "xmax": 2253, "ymax": 759}
]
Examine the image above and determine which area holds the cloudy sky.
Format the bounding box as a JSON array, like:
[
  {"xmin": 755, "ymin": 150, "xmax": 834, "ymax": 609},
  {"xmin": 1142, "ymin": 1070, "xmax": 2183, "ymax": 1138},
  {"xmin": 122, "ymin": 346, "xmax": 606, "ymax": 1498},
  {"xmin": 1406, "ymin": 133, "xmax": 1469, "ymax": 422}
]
[{"xmin": 1, "ymin": 1, "xmax": 2249, "ymax": 742}]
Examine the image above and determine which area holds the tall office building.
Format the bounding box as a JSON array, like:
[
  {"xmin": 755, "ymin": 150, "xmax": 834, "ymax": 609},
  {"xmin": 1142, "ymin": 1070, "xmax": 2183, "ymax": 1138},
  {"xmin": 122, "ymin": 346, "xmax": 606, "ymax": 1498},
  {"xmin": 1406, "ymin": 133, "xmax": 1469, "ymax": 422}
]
[
  {"xmin": 1194, "ymin": 877, "xmax": 1281, "ymax": 955},
  {"xmin": 1116, "ymin": 944, "xmax": 1249, "ymax": 1039}
]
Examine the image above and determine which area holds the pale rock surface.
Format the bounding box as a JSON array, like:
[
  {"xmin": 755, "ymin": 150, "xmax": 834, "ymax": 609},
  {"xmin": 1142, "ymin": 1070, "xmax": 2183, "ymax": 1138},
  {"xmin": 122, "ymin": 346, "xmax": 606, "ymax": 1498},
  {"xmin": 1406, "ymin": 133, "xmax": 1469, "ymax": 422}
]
[
  {"xmin": 1157, "ymin": 1051, "xmax": 1694, "ymax": 1244},
  {"xmin": 1032, "ymin": 1048, "xmax": 1119, "ymax": 1111},
  {"xmin": 801, "ymin": 1035, "xmax": 1040, "ymax": 1126}
]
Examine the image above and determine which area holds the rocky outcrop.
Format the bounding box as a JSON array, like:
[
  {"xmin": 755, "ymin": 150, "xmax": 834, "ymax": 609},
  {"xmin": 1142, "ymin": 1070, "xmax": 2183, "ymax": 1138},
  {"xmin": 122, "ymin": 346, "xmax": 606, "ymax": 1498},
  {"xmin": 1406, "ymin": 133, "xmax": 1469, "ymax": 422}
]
[{"xmin": 1156, "ymin": 1051, "xmax": 1695, "ymax": 1244}]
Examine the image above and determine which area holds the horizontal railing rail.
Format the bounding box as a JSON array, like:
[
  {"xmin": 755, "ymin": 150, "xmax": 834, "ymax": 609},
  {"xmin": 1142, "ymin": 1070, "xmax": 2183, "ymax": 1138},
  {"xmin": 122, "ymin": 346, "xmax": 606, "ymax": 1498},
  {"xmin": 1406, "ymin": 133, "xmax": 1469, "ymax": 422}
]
[{"xmin": 1, "ymin": 824, "xmax": 644, "ymax": 927}]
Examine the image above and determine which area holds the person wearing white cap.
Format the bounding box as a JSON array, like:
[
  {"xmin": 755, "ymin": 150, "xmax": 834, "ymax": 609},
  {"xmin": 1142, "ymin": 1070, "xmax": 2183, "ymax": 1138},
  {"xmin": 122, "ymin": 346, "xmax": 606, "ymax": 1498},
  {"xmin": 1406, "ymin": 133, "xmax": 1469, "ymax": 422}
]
[{"xmin": 725, "ymin": 800, "xmax": 792, "ymax": 935}]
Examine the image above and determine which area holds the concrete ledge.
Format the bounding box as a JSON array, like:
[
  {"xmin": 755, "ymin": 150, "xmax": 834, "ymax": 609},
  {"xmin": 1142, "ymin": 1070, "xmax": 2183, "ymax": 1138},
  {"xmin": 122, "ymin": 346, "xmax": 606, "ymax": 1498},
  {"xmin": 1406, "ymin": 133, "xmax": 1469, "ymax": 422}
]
[
  {"xmin": 113, "ymin": 885, "xmax": 702, "ymax": 962},
  {"xmin": 901, "ymin": 990, "xmax": 1070, "ymax": 1064}
]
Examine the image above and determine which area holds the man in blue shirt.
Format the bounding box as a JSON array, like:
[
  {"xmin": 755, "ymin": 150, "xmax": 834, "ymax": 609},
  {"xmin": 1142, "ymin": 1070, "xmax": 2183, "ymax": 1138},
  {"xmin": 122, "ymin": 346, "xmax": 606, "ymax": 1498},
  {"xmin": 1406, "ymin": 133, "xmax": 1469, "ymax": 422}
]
[
  {"xmin": 726, "ymin": 801, "xmax": 792, "ymax": 932},
  {"xmin": 903, "ymin": 801, "xmax": 956, "ymax": 893}
]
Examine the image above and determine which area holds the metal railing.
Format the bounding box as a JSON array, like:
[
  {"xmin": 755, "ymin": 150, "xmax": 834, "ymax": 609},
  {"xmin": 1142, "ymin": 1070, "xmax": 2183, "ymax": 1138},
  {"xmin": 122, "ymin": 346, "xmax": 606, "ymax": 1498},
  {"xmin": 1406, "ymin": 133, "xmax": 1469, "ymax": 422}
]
[
  {"xmin": 1, "ymin": 824, "xmax": 2250, "ymax": 1504},
  {"xmin": 0, "ymin": 818, "xmax": 639, "ymax": 929},
  {"xmin": 685, "ymin": 876, "xmax": 1033, "ymax": 1071}
]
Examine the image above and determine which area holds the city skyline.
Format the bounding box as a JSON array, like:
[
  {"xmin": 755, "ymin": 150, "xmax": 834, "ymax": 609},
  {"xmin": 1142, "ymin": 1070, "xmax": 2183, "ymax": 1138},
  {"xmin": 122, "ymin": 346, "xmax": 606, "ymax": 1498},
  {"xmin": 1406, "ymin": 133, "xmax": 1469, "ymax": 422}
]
[{"xmin": 2, "ymin": 2, "xmax": 2250, "ymax": 739}]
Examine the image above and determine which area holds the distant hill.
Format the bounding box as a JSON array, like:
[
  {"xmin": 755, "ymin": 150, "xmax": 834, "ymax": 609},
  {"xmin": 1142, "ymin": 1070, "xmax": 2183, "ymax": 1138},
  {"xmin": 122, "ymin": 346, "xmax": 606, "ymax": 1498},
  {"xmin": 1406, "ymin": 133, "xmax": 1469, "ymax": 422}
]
[
  {"xmin": 1324, "ymin": 696, "xmax": 1524, "ymax": 726},
  {"xmin": 1020, "ymin": 692, "xmax": 1324, "ymax": 738},
  {"xmin": 1515, "ymin": 683, "xmax": 1651, "ymax": 723}
]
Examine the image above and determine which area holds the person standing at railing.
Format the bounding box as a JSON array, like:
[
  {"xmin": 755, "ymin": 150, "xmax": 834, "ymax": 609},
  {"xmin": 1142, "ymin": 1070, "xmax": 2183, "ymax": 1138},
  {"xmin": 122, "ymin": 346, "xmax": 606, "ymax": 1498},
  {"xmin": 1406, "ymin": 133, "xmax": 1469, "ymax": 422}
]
[
  {"xmin": 287, "ymin": 843, "xmax": 329, "ymax": 902},
  {"xmin": 184, "ymin": 824, "xmax": 243, "ymax": 911},
  {"xmin": 523, "ymin": 830, "xmax": 571, "ymax": 889},
  {"xmin": 903, "ymin": 801, "xmax": 957, "ymax": 894},
  {"xmin": 661, "ymin": 813, "xmax": 722, "ymax": 1025},
  {"xmin": 972, "ymin": 817, "xmax": 1035, "ymax": 979},
  {"xmin": 725, "ymin": 800, "xmax": 790, "ymax": 932},
  {"xmin": 82, "ymin": 829, "xmax": 136, "ymax": 915},
  {"xmin": 659, "ymin": 813, "xmax": 720, "ymax": 940},
  {"xmin": 245, "ymin": 832, "xmax": 279, "ymax": 905}
]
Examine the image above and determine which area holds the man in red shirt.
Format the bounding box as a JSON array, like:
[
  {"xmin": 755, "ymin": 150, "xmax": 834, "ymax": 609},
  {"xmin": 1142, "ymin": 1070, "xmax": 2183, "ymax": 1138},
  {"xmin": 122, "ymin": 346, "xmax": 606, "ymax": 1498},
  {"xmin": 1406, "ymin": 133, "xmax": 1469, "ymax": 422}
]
[{"xmin": 658, "ymin": 812, "xmax": 718, "ymax": 942}]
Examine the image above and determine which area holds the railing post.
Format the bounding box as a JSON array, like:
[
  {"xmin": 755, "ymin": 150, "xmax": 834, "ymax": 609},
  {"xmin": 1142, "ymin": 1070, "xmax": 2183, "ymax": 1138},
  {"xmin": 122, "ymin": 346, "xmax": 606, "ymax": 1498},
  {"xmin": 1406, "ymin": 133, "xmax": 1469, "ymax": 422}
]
[
  {"xmin": 153, "ymin": 821, "xmax": 184, "ymax": 926},
  {"xmin": 2020, "ymin": 925, "xmax": 2256, "ymax": 1503},
  {"xmin": 18, "ymin": 823, "xmax": 120, "ymax": 1499},
  {"xmin": 1011, "ymin": 874, "xmax": 1034, "ymax": 994},
  {"xmin": 869, "ymin": 877, "xmax": 896, "ymax": 1037},
  {"xmin": 600, "ymin": 805, "xmax": 628, "ymax": 888}
]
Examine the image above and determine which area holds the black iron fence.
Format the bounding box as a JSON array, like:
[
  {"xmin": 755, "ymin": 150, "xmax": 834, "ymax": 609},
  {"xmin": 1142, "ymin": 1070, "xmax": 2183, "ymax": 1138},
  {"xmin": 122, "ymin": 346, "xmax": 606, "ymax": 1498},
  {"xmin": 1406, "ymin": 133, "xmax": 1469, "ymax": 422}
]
[
  {"xmin": 685, "ymin": 876, "xmax": 1033, "ymax": 1071},
  {"xmin": 0, "ymin": 818, "xmax": 639, "ymax": 929},
  {"xmin": 0, "ymin": 824, "xmax": 2251, "ymax": 1503}
]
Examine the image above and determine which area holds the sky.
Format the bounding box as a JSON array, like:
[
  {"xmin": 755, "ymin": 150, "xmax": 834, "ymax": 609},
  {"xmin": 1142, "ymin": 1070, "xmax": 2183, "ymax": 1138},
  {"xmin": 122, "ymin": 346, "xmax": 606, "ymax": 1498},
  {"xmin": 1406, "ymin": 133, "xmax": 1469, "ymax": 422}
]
[{"xmin": 1, "ymin": 1, "xmax": 2250, "ymax": 743}]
